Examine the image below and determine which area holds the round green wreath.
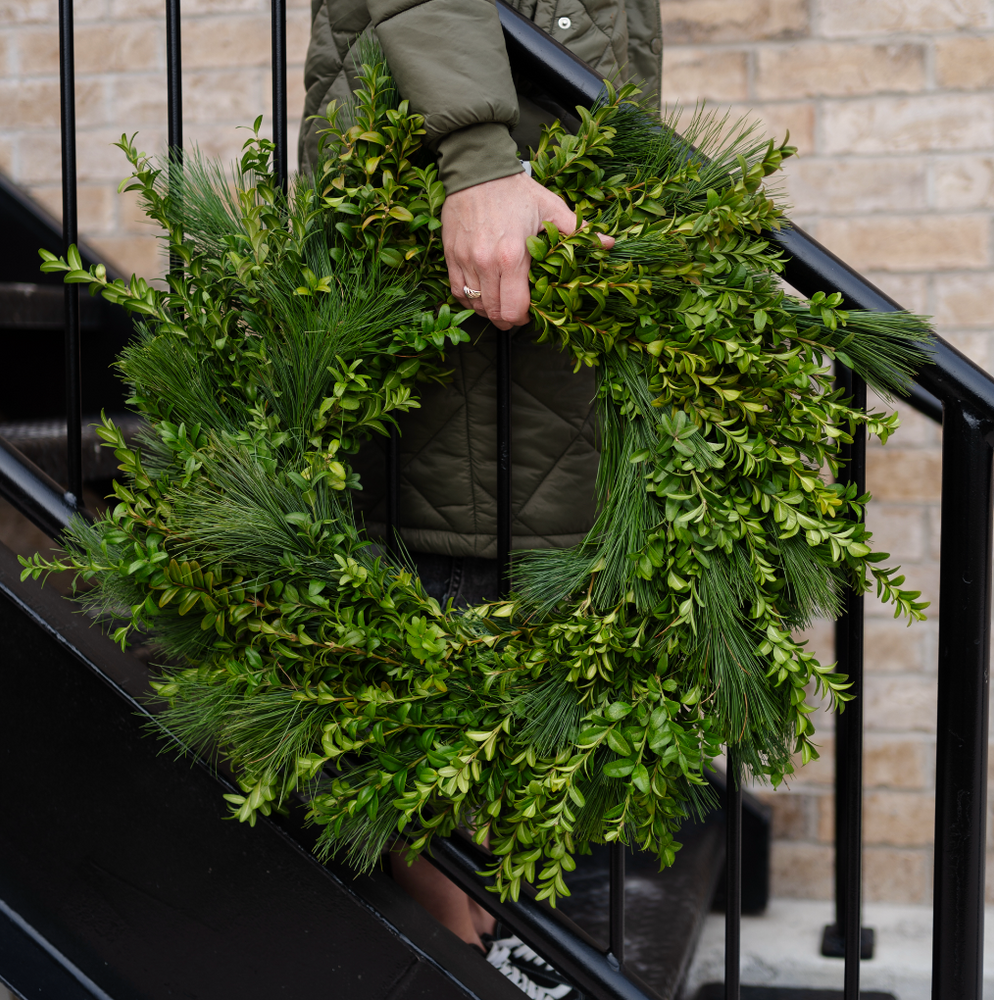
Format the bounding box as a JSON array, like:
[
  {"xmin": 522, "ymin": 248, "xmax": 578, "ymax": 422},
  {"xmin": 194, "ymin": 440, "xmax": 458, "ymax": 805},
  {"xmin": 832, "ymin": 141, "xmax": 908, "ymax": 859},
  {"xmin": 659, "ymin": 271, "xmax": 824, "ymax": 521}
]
[{"xmin": 25, "ymin": 55, "xmax": 931, "ymax": 904}]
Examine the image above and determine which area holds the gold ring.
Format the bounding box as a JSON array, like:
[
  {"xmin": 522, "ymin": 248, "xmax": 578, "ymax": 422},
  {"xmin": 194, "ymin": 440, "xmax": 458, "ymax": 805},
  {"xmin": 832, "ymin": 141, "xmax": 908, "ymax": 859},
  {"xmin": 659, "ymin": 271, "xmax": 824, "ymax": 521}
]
[{"xmin": 463, "ymin": 286, "xmax": 482, "ymax": 300}]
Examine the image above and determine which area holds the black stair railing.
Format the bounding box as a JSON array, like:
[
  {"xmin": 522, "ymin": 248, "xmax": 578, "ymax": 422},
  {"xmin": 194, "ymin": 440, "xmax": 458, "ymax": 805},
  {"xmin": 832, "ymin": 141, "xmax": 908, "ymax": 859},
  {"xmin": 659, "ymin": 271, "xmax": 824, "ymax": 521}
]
[{"xmin": 1, "ymin": 4, "xmax": 990, "ymax": 1000}]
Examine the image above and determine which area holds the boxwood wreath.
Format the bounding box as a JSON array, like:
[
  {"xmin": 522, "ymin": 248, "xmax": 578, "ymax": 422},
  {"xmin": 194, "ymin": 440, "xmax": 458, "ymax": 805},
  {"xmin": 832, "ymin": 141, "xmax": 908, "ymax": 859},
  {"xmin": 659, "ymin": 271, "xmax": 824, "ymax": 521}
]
[{"xmin": 25, "ymin": 56, "xmax": 932, "ymax": 905}]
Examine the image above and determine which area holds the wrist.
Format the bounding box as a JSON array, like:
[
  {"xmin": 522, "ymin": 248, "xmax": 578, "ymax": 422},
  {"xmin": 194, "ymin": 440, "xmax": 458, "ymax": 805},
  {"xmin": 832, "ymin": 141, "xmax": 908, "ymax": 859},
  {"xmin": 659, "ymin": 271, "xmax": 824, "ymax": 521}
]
[{"xmin": 437, "ymin": 123, "xmax": 524, "ymax": 196}]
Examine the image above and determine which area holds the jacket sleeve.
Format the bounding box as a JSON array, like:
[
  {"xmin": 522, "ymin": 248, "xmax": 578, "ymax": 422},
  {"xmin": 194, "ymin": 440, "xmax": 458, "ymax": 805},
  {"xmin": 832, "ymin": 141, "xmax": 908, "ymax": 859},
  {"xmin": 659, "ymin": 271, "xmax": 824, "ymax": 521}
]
[{"xmin": 366, "ymin": 0, "xmax": 524, "ymax": 193}]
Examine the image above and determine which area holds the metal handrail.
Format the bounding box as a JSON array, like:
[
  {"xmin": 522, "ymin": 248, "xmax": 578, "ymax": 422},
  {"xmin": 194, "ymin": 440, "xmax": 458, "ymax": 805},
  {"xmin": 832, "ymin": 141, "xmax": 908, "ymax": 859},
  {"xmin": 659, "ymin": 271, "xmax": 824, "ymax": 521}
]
[{"xmin": 0, "ymin": 436, "xmax": 88, "ymax": 540}]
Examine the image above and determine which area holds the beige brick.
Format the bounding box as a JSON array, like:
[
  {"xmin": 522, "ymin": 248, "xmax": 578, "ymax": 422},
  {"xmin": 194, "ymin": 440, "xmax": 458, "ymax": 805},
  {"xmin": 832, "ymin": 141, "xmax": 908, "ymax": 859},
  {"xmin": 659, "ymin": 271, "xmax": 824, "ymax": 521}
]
[
  {"xmin": 0, "ymin": 78, "xmax": 105, "ymax": 129},
  {"xmin": 718, "ymin": 102, "xmax": 815, "ymax": 156},
  {"xmin": 817, "ymin": 216, "xmax": 989, "ymax": 273},
  {"xmin": 866, "ymin": 447, "xmax": 941, "ymax": 501},
  {"xmin": 72, "ymin": 127, "xmax": 168, "ymax": 184},
  {"xmin": 939, "ymin": 330, "xmax": 994, "ymax": 374},
  {"xmin": 925, "ymin": 505, "xmax": 942, "ymax": 563},
  {"xmin": 864, "ymin": 790, "xmax": 933, "ymax": 846},
  {"xmin": 865, "ymin": 736, "xmax": 932, "ymax": 789},
  {"xmin": 936, "ymin": 36, "xmax": 994, "ymax": 91},
  {"xmin": 0, "ymin": 0, "xmax": 55, "ymax": 24},
  {"xmin": 16, "ymin": 133, "xmax": 63, "ymax": 184},
  {"xmin": 183, "ymin": 0, "xmax": 264, "ymax": 12},
  {"xmin": 754, "ymin": 790, "xmax": 813, "ymax": 840},
  {"xmin": 118, "ymin": 187, "xmax": 155, "ymax": 235},
  {"xmin": 863, "ymin": 846, "xmax": 930, "ymax": 903},
  {"xmin": 770, "ymin": 841, "xmax": 834, "ymax": 899},
  {"xmin": 286, "ymin": 9, "xmax": 313, "ymax": 59},
  {"xmin": 182, "ymin": 122, "xmax": 250, "ymax": 162},
  {"xmin": 864, "ymin": 506, "xmax": 925, "ymax": 563},
  {"xmin": 88, "ymin": 233, "xmax": 164, "ymax": 280},
  {"xmin": 0, "ymin": 79, "xmax": 60, "ymax": 128},
  {"xmin": 822, "ymin": 95, "xmax": 994, "ymax": 156},
  {"xmin": 821, "ymin": 0, "xmax": 991, "ymax": 37},
  {"xmin": 659, "ymin": 0, "xmax": 808, "ymax": 44},
  {"xmin": 813, "ymin": 792, "xmax": 833, "ymax": 843},
  {"xmin": 78, "ymin": 0, "xmax": 109, "ymax": 19},
  {"xmin": 283, "ymin": 65, "xmax": 308, "ymax": 128},
  {"xmin": 110, "ymin": 0, "xmax": 261, "ymax": 13},
  {"xmin": 27, "ymin": 183, "xmax": 117, "ymax": 234},
  {"xmin": 863, "ymin": 674, "xmax": 937, "ymax": 733},
  {"xmin": 108, "ymin": 0, "xmax": 165, "ymax": 16},
  {"xmin": 661, "ymin": 47, "xmax": 748, "ymax": 103},
  {"xmin": 784, "ymin": 158, "xmax": 926, "ymax": 218},
  {"xmin": 111, "ymin": 73, "xmax": 169, "ymax": 128},
  {"xmin": 864, "ymin": 617, "xmax": 927, "ymax": 673},
  {"xmin": 793, "ymin": 733, "xmax": 835, "ymax": 787},
  {"xmin": 859, "ymin": 272, "xmax": 930, "ymax": 316},
  {"xmin": 182, "ymin": 15, "xmax": 272, "ymax": 69},
  {"xmin": 934, "ymin": 273, "xmax": 994, "ymax": 329},
  {"xmin": 285, "ymin": 120, "xmax": 302, "ymax": 167},
  {"xmin": 0, "ymin": 0, "xmax": 103, "ymax": 23},
  {"xmin": 75, "ymin": 23, "xmax": 160, "ymax": 75},
  {"xmin": 17, "ymin": 28, "xmax": 60, "ymax": 76},
  {"xmin": 934, "ymin": 156, "xmax": 994, "ymax": 211},
  {"xmin": 756, "ymin": 43, "xmax": 924, "ymax": 101},
  {"xmin": 888, "ymin": 399, "xmax": 941, "ymax": 448},
  {"xmin": 0, "ymin": 135, "xmax": 12, "ymax": 174},
  {"xmin": 0, "ymin": 31, "xmax": 12, "ymax": 76},
  {"xmin": 184, "ymin": 69, "xmax": 263, "ymax": 124}
]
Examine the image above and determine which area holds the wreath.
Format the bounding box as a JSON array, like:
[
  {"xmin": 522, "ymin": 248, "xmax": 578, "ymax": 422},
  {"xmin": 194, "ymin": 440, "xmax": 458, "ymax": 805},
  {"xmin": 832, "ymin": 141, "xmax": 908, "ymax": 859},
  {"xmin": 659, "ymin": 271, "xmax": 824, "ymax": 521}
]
[{"xmin": 25, "ymin": 55, "xmax": 930, "ymax": 905}]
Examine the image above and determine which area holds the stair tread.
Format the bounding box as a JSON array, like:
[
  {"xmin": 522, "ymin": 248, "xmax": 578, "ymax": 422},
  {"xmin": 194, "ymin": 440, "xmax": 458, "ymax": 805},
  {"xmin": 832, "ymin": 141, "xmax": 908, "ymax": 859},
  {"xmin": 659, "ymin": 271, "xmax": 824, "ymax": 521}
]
[
  {"xmin": 0, "ymin": 282, "xmax": 102, "ymax": 329},
  {"xmin": 558, "ymin": 821, "xmax": 725, "ymax": 999}
]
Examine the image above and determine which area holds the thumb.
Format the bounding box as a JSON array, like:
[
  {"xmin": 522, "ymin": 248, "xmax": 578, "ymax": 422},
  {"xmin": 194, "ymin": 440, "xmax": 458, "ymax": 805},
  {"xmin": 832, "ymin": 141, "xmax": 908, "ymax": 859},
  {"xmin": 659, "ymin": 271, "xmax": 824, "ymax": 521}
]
[{"xmin": 541, "ymin": 198, "xmax": 581, "ymax": 238}]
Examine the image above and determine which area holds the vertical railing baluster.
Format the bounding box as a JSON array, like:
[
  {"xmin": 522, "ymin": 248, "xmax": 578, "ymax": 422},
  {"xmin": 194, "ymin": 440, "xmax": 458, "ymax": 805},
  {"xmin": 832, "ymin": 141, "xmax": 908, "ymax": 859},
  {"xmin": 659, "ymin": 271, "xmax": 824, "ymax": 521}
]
[
  {"xmin": 724, "ymin": 749, "xmax": 741, "ymax": 1000},
  {"xmin": 58, "ymin": 0, "xmax": 82, "ymax": 503},
  {"xmin": 824, "ymin": 366, "xmax": 872, "ymax": 969},
  {"xmin": 832, "ymin": 613, "xmax": 850, "ymax": 942},
  {"xmin": 165, "ymin": 0, "xmax": 182, "ymax": 155},
  {"xmin": 842, "ymin": 375, "xmax": 866, "ymax": 1000},
  {"xmin": 165, "ymin": 0, "xmax": 183, "ymax": 277},
  {"xmin": 608, "ymin": 842, "xmax": 625, "ymax": 967},
  {"xmin": 932, "ymin": 401, "xmax": 992, "ymax": 1000},
  {"xmin": 496, "ymin": 331, "xmax": 511, "ymax": 597},
  {"xmin": 271, "ymin": 0, "xmax": 288, "ymax": 195},
  {"xmin": 830, "ymin": 364, "xmax": 854, "ymax": 958}
]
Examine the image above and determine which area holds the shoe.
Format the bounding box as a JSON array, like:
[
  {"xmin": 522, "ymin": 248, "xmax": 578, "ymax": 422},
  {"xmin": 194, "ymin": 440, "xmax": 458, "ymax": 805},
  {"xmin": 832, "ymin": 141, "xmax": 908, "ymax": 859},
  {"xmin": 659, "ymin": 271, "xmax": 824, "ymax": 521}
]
[{"xmin": 483, "ymin": 931, "xmax": 581, "ymax": 1000}]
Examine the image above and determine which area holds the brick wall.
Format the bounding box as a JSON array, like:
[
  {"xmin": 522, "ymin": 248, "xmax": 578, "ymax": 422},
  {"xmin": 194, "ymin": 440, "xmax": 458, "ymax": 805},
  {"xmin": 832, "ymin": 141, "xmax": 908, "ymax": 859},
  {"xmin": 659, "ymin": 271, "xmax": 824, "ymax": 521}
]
[
  {"xmin": 0, "ymin": 0, "xmax": 311, "ymax": 279},
  {"xmin": 660, "ymin": 0, "xmax": 994, "ymax": 904},
  {"xmin": 2, "ymin": 0, "xmax": 992, "ymax": 907}
]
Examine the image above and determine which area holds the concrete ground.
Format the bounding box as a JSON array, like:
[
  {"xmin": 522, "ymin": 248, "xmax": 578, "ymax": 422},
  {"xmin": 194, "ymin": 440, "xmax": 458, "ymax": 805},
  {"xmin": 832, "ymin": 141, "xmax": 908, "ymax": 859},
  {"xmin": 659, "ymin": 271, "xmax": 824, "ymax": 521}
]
[{"xmin": 682, "ymin": 898, "xmax": 994, "ymax": 1000}]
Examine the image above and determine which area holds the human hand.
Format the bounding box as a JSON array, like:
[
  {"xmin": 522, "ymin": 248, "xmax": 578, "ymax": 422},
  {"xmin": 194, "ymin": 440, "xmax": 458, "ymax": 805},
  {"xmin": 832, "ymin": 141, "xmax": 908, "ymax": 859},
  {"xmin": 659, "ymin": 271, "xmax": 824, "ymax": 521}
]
[{"xmin": 441, "ymin": 171, "xmax": 615, "ymax": 330}]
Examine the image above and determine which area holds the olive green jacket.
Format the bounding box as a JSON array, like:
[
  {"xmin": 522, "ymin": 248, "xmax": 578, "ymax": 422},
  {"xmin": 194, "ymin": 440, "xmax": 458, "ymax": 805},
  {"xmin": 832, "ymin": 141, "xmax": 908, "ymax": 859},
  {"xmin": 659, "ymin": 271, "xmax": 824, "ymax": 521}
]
[{"xmin": 300, "ymin": 0, "xmax": 662, "ymax": 557}]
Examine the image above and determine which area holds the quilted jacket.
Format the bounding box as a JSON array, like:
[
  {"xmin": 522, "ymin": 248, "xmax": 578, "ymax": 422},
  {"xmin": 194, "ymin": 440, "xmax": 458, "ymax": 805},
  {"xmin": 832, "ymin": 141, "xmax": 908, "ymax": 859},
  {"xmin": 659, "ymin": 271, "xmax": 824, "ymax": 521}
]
[{"xmin": 300, "ymin": 0, "xmax": 662, "ymax": 557}]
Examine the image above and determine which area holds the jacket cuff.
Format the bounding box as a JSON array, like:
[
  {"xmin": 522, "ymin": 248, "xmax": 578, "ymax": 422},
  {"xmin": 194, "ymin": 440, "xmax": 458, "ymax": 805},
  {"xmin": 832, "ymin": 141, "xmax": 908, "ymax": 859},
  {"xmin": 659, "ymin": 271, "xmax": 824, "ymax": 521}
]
[{"xmin": 437, "ymin": 122, "xmax": 524, "ymax": 195}]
